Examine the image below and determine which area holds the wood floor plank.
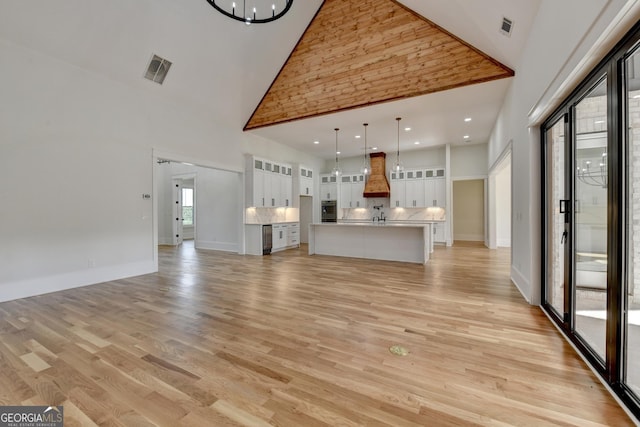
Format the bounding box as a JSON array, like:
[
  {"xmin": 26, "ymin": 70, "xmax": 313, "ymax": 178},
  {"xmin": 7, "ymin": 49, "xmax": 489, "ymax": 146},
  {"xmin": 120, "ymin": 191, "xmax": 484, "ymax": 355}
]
[{"xmin": 0, "ymin": 242, "xmax": 634, "ymax": 426}]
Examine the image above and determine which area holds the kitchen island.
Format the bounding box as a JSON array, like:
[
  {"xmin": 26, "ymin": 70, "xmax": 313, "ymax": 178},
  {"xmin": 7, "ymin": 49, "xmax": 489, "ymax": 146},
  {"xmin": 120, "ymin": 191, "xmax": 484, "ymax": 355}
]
[{"xmin": 308, "ymin": 222, "xmax": 433, "ymax": 264}]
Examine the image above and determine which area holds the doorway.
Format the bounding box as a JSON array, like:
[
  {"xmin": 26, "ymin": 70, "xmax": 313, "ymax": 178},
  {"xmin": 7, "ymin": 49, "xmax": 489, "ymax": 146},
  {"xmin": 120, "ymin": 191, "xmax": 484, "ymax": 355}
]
[
  {"xmin": 169, "ymin": 174, "xmax": 197, "ymax": 246},
  {"xmin": 299, "ymin": 196, "xmax": 313, "ymax": 244},
  {"xmin": 452, "ymin": 179, "xmax": 485, "ymax": 243},
  {"xmin": 181, "ymin": 179, "xmax": 195, "ymax": 240},
  {"xmin": 488, "ymin": 147, "xmax": 512, "ymax": 249},
  {"xmin": 154, "ymin": 155, "xmax": 243, "ymax": 254}
]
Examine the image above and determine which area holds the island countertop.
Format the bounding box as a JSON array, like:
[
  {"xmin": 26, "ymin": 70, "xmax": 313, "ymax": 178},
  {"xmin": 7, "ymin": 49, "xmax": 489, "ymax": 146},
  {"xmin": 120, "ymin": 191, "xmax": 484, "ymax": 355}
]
[
  {"xmin": 308, "ymin": 222, "xmax": 433, "ymax": 264},
  {"xmin": 315, "ymin": 221, "xmax": 440, "ymax": 228}
]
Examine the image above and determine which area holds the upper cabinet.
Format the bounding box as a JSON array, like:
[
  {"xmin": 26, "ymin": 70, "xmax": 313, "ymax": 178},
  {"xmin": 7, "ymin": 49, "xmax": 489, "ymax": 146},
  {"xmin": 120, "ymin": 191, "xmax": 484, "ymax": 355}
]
[
  {"xmin": 340, "ymin": 174, "xmax": 366, "ymax": 208},
  {"xmin": 389, "ymin": 171, "xmax": 406, "ymax": 208},
  {"xmin": 389, "ymin": 167, "xmax": 446, "ymax": 209},
  {"xmin": 245, "ymin": 156, "xmax": 293, "ymax": 208},
  {"xmin": 298, "ymin": 166, "xmax": 314, "ymax": 197},
  {"xmin": 320, "ymin": 174, "xmax": 338, "ymax": 201}
]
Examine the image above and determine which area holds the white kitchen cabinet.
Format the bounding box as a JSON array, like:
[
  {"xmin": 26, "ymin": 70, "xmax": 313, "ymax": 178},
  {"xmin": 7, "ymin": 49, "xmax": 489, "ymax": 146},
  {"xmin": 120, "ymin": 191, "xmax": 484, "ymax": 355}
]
[
  {"xmin": 350, "ymin": 174, "xmax": 366, "ymax": 208},
  {"xmin": 389, "ymin": 171, "xmax": 405, "ymax": 208},
  {"xmin": 339, "ymin": 174, "xmax": 352, "ymax": 208},
  {"xmin": 432, "ymin": 222, "xmax": 446, "ymax": 243},
  {"xmin": 339, "ymin": 174, "xmax": 366, "ymax": 208},
  {"xmin": 249, "ymin": 158, "xmax": 265, "ymax": 207},
  {"xmin": 405, "ymin": 170, "xmax": 426, "ymax": 208},
  {"xmin": 425, "ymin": 168, "xmax": 445, "ymax": 178},
  {"xmin": 273, "ymin": 224, "xmax": 287, "ymax": 250},
  {"xmin": 287, "ymin": 223, "xmax": 300, "ymax": 247},
  {"xmin": 425, "ymin": 177, "xmax": 445, "ymax": 208},
  {"xmin": 320, "ymin": 174, "xmax": 338, "ymax": 201},
  {"xmin": 245, "ymin": 156, "xmax": 293, "ymax": 208},
  {"xmin": 270, "ymin": 163, "xmax": 281, "ymax": 207},
  {"xmin": 299, "ymin": 166, "xmax": 314, "ymax": 197},
  {"xmin": 273, "ymin": 223, "xmax": 300, "ymax": 252},
  {"xmin": 279, "ymin": 164, "xmax": 293, "ymax": 207},
  {"xmin": 434, "ymin": 177, "xmax": 445, "ymax": 207}
]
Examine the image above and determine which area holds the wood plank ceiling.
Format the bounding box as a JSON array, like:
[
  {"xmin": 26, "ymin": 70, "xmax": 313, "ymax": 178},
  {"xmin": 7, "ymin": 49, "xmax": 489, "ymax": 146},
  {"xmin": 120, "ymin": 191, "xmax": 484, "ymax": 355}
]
[{"xmin": 244, "ymin": 0, "xmax": 515, "ymax": 130}]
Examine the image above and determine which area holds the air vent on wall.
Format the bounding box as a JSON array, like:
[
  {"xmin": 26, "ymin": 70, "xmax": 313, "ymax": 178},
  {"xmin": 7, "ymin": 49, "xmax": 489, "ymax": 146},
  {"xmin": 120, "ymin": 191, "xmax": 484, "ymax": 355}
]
[
  {"xmin": 144, "ymin": 54, "xmax": 172, "ymax": 84},
  {"xmin": 500, "ymin": 17, "xmax": 513, "ymax": 37}
]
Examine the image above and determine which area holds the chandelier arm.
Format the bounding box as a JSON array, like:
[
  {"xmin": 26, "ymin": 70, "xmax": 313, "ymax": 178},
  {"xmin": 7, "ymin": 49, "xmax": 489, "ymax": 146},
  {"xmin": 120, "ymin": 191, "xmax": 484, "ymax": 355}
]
[
  {"xmin": 206, "ymin": 0, "xmax": 293, "ymax": 24},
  {"xmin": 579, "ymin": 169, "xmax": 607, "ymax": 187}
]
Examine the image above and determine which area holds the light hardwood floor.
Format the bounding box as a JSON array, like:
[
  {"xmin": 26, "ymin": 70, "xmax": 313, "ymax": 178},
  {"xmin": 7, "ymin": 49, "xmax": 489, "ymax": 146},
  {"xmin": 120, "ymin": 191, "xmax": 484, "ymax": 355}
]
[{"xmin": 0, "ymin": 242, "xmax": 633, "ymax": 426}]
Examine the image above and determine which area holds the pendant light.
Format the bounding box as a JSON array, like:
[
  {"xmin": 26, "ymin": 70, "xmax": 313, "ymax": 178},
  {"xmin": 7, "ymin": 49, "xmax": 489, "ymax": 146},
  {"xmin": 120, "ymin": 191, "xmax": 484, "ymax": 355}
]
[
  {"xmin": 331, "ymin": 128, "xmax": 342, "ymax": 177},
  {"xmin": 392, "ymin": 117, "xmax": 404, "ymax": 173},
  {"xmin": 361, "ymin": 123, "xmax": 370, "ymax": 175}
]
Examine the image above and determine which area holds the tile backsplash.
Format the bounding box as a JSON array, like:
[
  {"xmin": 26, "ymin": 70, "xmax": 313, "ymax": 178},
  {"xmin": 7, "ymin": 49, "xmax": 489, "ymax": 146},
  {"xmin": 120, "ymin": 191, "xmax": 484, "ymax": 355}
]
[
  {"xmin": 245, "ymin": 207, "xmax": 299, "ymax": 224},
  {"xmin": 340, "ymin": 199, "xmax": 445, "ymax": 221}
]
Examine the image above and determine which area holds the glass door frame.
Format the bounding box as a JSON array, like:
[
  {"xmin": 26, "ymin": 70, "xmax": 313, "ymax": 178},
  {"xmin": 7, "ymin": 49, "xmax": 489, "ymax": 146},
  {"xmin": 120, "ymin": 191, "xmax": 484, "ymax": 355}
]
[
  {"xmin": 541, "ymin": 19, "xmax": 640, "ymax": 419},
  {"xmin": 541, "ymin": 111, "xmax": 571, "ymax": 326}
]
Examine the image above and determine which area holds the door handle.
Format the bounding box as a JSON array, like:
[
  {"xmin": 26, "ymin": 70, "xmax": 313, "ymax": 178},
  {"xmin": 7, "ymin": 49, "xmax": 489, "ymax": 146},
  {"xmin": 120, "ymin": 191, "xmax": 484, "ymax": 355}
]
[
  {"xmin": 561, "ymin": 230, "xmax": 567, "ymax": 244},
  {"xmin": 559, "ymin": 199, "xmax": 569, "ymax": 213}
]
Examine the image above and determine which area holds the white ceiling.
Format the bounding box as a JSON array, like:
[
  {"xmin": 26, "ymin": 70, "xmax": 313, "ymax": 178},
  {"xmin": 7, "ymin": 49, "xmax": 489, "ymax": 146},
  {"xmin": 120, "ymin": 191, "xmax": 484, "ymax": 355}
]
[{"xmin": 0, "ymin": 0, "xmax": 541, "ymax": 159}]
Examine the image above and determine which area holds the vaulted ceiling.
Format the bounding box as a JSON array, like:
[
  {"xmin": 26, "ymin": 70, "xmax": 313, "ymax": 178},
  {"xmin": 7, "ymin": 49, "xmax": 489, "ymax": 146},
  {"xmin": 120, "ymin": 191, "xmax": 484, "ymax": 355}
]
[
  {"xmin": 245, "ymin": 0, "xmax": 514, "ymax": 130},
  {"xmin": 248, "ymin": 0, "xmax": 541, "ymax": 158}
]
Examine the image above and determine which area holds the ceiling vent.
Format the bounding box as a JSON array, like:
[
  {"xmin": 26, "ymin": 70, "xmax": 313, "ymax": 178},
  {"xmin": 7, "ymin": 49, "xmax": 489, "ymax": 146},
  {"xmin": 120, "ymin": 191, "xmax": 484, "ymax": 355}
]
[
  {"xmin": 144, "ymin": 54, "xmax": 172, "ymax": 84},
  {"xmin": 500, "ymin": 17, "xmax": 514, "ymax": 37}
]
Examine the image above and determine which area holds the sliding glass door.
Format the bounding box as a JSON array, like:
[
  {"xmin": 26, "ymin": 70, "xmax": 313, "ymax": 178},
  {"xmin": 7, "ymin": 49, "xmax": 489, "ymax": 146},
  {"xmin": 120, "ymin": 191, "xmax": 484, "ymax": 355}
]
[
  {"xmin": 542, "ymin": 22, "xmax": 640, "ymax": 418},
  {"xmin": 545, "ymin": 118, "xmax": 567, "ymax": 319},
  {"xmin": 543, "ymin": 75, "xmax": 610, "ymax": 364},
  {"xmin": 573, "ymin": 77, "xmax": 609, "ymax": 362},
  {"xmin": 625, "ymin": 45, "xmax": 640, "ymax": 398}
]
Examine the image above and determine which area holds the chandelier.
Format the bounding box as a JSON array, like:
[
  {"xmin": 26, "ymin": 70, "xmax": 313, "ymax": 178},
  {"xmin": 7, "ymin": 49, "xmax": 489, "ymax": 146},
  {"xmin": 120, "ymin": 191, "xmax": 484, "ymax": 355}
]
[
  {"xmin": 206, "ymin": 1, "xmax": 293, "ymax": 24},
  {"xmin": 577, "ymin": 152, "xmax": 607, "ymax": 188}
]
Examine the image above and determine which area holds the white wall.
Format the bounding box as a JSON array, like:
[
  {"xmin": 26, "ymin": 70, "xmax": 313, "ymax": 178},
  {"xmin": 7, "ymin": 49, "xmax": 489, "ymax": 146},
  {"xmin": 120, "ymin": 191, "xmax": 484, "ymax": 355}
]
[
  {"xmin": 330, "ymin": 144, "xmax": 484, "ymax": 177},
  {"xmin": 194, "ymin": 168, "xmax": 241, "ymax": 252},
  {"xmin": 325, "ymin": 146, "xmax": 447, "ymax": 174},
  {"xmin": 0, "ymin": 35, "xmax": 322, "ymax": 302},
  {"xmin": 451, "ymin": 144, "xmax": 488, "ymax": 178},
  {"xmin": 487, "ymin": 0, "xmax": 632, "ymax": 304}
]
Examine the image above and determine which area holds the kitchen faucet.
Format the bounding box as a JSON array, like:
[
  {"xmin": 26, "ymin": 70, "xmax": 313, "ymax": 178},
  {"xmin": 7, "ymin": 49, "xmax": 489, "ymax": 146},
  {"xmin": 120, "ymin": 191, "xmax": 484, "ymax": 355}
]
[{"xmin": 372, "ymin": 205, "xmax": 386, "ymax": 222}]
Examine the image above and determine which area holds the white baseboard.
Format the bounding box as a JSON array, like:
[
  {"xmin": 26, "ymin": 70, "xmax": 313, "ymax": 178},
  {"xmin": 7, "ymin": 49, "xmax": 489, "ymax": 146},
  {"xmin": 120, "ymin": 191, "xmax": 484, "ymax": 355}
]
[
  {"xmin": 196, "ymin": 240, "xmax": 239, "ymax": 253},
  {"xmin": 453, "ymin": 234, "xmax": 484, "ymax": 241},
  {"xmin": 497, "ymin": 238, "xmax": 511, "ymax": 247},
  {"xmin": 0, "ymin": 260, "xmax": 157, "ymax": 303},
  {"xmin": 511, "ymin": 265, "xmax": 531, "ymax": 304},
  {"xmin": 158, "ymin": 237, "xmax": 173, "ymax": 245}
]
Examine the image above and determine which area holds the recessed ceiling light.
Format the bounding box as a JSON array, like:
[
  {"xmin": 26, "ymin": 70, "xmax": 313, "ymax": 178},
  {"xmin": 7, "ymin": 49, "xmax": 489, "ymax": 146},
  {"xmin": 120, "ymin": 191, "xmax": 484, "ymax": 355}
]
[
  {"xmin": 414, "ymin": 141, "xmax": 420, "ymax": 145},
  {"xmin": 464, "ymin": 117, "xmax": 472, "ymax": 122},
  {"xmin": 313, "ymin": 140, "xmax": 320, "ymax": 145},
  {"xmin": 464, "ymin": 135, "xmax": 470, "ymax": 139},
  {"xmin": 336, "ymin": 151, "xmax": 341, "ymax": 155},
  {"xmin": 355, "ymin": 135, "xmax": 361, "ymax": 139},
  {"xmin": 404, "ymin": 127, "xmax": 411, "ymax": 132},
  {"xmin": 372, "ymin": 147, "xmax": 378, "ymax": 150}
]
